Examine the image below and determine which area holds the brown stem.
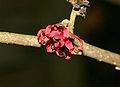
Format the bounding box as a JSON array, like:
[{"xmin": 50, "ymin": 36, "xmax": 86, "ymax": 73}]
[{"xmin": 0, "ymin": 32, "xmax": 120, "ymax": 69}]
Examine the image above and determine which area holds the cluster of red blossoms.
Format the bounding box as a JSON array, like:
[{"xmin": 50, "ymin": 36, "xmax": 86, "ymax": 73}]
[{"xmin": 37, "ymin": 24, "xmax": 84, "ymax": 60}]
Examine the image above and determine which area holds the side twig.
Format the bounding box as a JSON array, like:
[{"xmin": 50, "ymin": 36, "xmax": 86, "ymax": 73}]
[{"xmin": 0, "ymin": 32, "xmax": 120, "ymax": 69}]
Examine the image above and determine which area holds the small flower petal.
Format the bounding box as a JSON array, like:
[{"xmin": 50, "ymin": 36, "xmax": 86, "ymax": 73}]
[
  {"xmin": 65, "ymin": 39, "xmax": 74, "ymax": 54},
  {"xmin": 46, "ymin": 41, "xmax": 55, "ymax": 52}
]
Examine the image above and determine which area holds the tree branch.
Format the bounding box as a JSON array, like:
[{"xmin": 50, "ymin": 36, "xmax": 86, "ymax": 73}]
[
  {"xmin": 0, "ymin": 32, "xmax": 41, "ymax": 47},
  {"xmin": 83, "ymin": 42, "xmax": 120, "ymax": 69},
  {"xmin": 0, "ymin": 32, "xmax": 120, "ymax": 69}
]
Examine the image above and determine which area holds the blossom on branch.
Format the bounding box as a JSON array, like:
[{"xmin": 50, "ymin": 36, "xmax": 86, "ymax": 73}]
[{"xmin": 37, "ymin": 24, "xmax": 84, "ymax": 60}]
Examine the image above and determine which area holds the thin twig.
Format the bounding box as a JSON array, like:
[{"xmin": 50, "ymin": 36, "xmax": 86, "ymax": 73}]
[
  {"xmin": 69, "ymin": 9, "xmax": 77, "ymax": 33},
  {"xmin": 0, "ymin": 32, "xmax": 120, "ymax": 69}
]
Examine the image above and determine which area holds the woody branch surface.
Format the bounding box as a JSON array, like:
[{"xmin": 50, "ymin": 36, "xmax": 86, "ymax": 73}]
[
  {"xmin": 0, "ymin": 31, "xmax": 120, "ymax": 68},
  {"xmin": 0, "ymin": 32, "xmax": 41, "ymax": 47}
]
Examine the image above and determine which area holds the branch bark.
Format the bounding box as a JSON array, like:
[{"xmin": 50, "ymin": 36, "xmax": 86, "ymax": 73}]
[
  {"xmin": 0, "ymin": 32, "xmax": 41, "ymax": 47},
  {"xmin": 83, "ymin": 42, "xmax": 120, "ymax": 68},
  {"xmin": 0, "ymin": 32, "xmax": 120, "ymax": 69}
]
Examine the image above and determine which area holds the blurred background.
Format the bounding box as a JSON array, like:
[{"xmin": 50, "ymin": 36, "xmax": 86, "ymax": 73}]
[{"xmin": 0, "ymin": 0, "xmax": 120, "ymax": 87}]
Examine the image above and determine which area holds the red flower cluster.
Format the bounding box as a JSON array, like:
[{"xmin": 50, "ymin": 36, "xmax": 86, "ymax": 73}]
[{"xmin": 37, "ymin": 24, "xmax": 83, "ymax": 60}]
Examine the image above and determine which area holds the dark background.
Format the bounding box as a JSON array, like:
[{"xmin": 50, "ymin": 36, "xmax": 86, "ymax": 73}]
[{"xmin": 0, "ymin": 0, "xmax": 120, "ymax": 87}]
